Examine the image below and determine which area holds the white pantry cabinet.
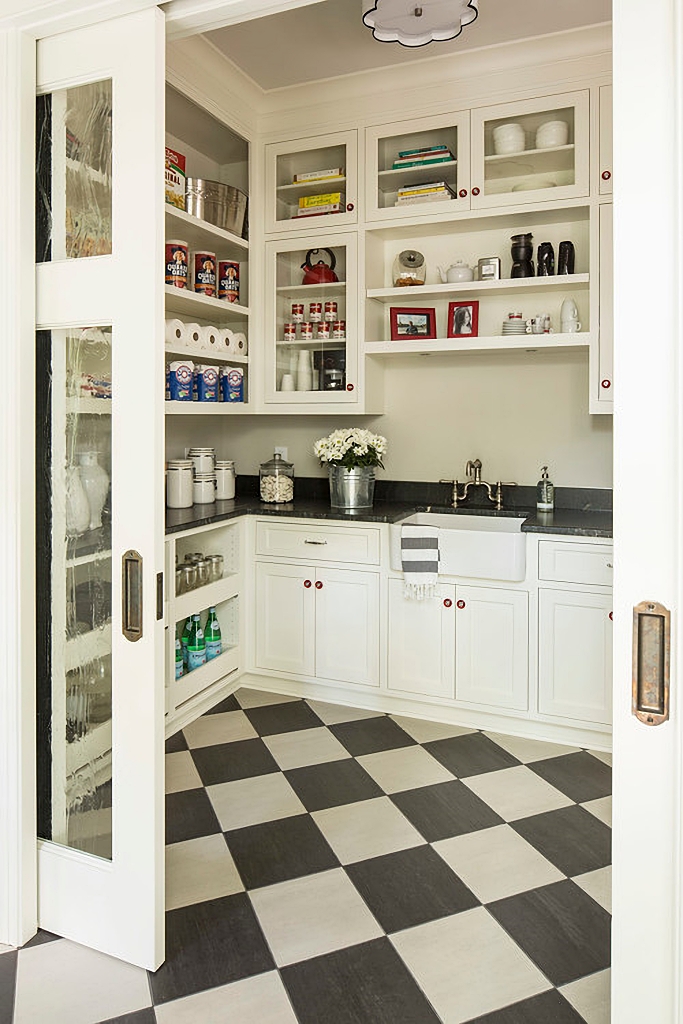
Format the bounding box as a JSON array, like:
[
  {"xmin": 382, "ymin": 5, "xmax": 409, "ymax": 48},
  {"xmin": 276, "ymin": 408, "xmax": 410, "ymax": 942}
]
[{"xmin": 386, "ymin": 579, "xmax": 456, "ymax": 699}]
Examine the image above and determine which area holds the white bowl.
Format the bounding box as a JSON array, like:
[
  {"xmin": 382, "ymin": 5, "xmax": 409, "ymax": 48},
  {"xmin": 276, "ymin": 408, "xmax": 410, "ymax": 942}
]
[
  {"xmin": 535, "ymin": 120, "xmax": 569, "ymax": 149},
  {"xmin": 492, "ymin": 123, "xmax": 526, "ymax": 155}
]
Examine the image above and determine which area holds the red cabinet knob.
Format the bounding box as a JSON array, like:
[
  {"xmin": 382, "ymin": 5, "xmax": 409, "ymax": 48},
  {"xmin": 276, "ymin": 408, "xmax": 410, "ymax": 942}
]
[
  {"xmin": 346, "ymin": 202, "xmax": 354, "ymax": 212},
  {"xmin": 456, "ymin": 599, "xmax": 466, "ymax": 609},
  {"xmin": 315, "ymin": 580, "xmax": 323, "ymax": 590},
  {"xmin": 346, "ymin": 383, "xmax": 354, "ymax": 391},
  {"xmin": 472, "ymin": 187, "xmax": 481, "ymax": 196},
  {"xmin": 304, "ymin": 579, "xmax": 312, "ymax": 588},
  {"xmin": 601, "ymin": 379, "xmax": 612, "ymax": 389},
  {"xmin": 443, "ymin": 598, "xmax": 453, "ymax": 608},
  {"xmin": 458, "ymin": 188, "xmax": 468, "ymax": 198},
  {"xmin": 609, "ymin": 611, "xmax": 613, "ymax": 621},
  {"xmin": 602, "ymin": 170, "xmax": 612, "ymax": 180}
]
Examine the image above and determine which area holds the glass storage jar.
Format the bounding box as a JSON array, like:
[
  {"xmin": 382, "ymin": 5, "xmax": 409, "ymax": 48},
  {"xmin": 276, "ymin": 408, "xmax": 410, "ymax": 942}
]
[{"xmin": 259, "ymin": 452, "xmax": 294, "ymax": 503}]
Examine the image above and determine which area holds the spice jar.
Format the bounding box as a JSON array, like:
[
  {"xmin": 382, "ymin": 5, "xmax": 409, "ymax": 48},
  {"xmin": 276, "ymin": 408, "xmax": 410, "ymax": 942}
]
[{"xmin": 259, "ymin": 452, "xmax": 294, "ymax": 503}]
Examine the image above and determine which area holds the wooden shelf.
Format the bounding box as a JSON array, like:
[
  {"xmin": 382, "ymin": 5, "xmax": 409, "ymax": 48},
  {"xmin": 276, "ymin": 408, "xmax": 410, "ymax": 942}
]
[
  {"xmin": 364, "ymin": 332, "xmax": 591, "ymax": 356},
  {"xmin": 367, "ymin": 274, "xmax": 589, "ymax": 302},
  {"xmin": 165, "ymin": 402, "xmax": 251, "ymax": 415},
  {"xmin": 165, "ymin": 343, "xmax": 248, "ymax": 365},
  {"xmin": 165, "ymin": 285, "xmax": 249, "ymax": 319},
  {"xmin": 165, "ymin": 205, "xmax": 248, "ymax": 259},
  {"xmin": 174, "ymin": 574, "xmax": 239, "ymax": 622}
]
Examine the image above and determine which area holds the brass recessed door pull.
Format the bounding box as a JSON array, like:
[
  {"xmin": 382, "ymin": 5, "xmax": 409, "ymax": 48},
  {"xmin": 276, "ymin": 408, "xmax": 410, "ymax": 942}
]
[{"xmin": 632, "ymin": 601, "xmax": 670, "ymax": 726}]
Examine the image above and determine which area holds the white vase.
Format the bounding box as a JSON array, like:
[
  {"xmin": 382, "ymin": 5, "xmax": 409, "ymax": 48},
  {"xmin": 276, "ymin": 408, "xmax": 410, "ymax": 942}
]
[
  {"xmin": 65, "ymin": 466, "xmax": 90, "ymax": 536},
  {"xmin": 78, "ymin": 452, "xmax": 110, "ymax": 530}
]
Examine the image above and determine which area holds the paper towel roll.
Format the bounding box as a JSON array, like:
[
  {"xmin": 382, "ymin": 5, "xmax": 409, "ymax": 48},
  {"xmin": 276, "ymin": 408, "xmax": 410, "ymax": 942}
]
[
  {"xmin": 231, "ymin": 332, "xmax": 248, "ymax": 356},
  {"xmin": 201, "ymin": 325, "xmax": 221, "ymax": 353},
  {"xmin": 185, "ymin": 323, "xmax": 203, "ymax": 349},
  {"xmin": 165, "ymin": 318, "xmax": 186, "ymax": 346}
]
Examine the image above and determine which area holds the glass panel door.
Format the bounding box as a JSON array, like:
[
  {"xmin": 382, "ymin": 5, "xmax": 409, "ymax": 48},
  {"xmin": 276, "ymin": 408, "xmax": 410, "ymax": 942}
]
[{"xmin": 265, "ymin": 130, "xmax": 358, "ymax": 233}]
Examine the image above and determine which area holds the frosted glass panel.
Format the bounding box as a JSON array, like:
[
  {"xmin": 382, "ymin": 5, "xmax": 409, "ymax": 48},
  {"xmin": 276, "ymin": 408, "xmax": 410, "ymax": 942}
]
[
  {"xmin": 37, "ymin": 328, "xmax": 113, "ymax": 860},
  {"xmin": 36, "ymin": 80, "xmax": 112, "ymax": 262}
]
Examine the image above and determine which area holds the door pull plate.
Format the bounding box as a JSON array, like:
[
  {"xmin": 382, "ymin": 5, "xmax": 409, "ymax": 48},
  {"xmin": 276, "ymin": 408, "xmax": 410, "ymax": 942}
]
[
  {"xmin": 632, "ymin": 600, "xmax": 670, "ymax": 726},
  {"xmin": 122, "ymin": 549, "xmax": 143, "ymax": 642}
]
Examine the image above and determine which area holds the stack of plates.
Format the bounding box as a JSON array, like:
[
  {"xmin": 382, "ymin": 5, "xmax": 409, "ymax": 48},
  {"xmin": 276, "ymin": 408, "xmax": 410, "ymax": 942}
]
[{"xmin": 502, "ymin": 320, "xmax": 528, "ymax": 335}]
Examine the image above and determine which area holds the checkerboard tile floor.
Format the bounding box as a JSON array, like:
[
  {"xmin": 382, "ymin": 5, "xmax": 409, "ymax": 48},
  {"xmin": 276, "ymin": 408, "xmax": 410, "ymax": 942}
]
[{"xmin": 1, "ymin": 688, "xmax": 612, "ymax": 1023}]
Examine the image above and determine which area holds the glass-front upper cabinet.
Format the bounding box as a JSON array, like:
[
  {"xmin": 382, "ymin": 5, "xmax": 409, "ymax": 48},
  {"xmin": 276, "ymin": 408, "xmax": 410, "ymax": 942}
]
[
  {"xmin": 264, "ymin": 130, "xmax": 358, "ymax": 233},
  {"xmin": 365, "ymin": 112, "xmax": 471, "ymax": 222},
  {"xmin": 469, "ymin": 91, "xmax": 590, "ymax": 209},
  {"xmin": 264, "ymin": 232, "xmax": 358, "ymax": 406}
]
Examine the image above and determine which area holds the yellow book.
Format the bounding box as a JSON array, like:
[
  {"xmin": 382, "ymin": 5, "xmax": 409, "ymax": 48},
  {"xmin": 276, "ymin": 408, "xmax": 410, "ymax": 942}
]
[{"xmin": 299, "ymin": 192, "xmax": 343, "ymax": 208}]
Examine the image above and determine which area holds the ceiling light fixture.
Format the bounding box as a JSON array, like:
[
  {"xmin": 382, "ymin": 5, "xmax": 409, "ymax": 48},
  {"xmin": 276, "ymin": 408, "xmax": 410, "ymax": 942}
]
[{"xmin": 362, "ymin": 0, "xmax": 478, "ymax": 48}]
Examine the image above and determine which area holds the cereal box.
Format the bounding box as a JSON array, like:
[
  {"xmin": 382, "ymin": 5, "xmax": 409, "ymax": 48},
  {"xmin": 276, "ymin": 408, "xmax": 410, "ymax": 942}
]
[{"xmin": 165, "ymin": 147, "xmax": 186, "ymax": 210}]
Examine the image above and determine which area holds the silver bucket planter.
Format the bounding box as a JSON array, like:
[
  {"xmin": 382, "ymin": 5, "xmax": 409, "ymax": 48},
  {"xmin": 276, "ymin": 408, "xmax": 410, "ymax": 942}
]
[{"xmin": 328, "ymin": 465, "xmax": 376, "ymax": 510}]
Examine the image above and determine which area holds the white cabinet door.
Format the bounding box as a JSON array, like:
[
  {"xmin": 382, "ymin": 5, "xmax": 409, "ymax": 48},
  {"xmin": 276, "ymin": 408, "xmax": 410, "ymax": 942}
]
[
  {"xmin": 455, "ymin": 586, "xmax": 529, "ymax": 710},
  {"xmin": 538, "ymin": 588, "xmax": 612, "ymax": 725},
  {"xmin": 255, "ymin": 562, "xmax": 315, "ymax": 676},
  {"xmin": 315, "ymin": 568, "xmax": 380, "ymax": 687},
  {"xmin": 387, "ymin": 578, "xmax": 455, "ymax": 698},
  {"xmin": 599, "ymin": 85, "xmax": 613, "ymax": 195},
  {"xmin": 597, "ymin": 202, "xmax": 614, "ymax": 410}
]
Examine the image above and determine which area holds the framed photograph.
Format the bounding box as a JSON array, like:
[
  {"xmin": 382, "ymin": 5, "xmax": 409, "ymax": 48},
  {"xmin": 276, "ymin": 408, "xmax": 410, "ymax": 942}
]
[
  {"xmin": 447, "ymin": 300, "xmax": 479, "ymax": 338},
  {"xmin": 390, "ymin": 307, "xmax": 437, "ymax": 341}
]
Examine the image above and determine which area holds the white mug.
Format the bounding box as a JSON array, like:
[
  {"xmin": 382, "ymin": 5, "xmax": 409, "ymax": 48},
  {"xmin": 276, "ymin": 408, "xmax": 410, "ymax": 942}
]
[
  {"xmin": 280, "ymin": 373, "xmax": 295, "ymax": 391},
  {"xmin": 562, "ymin": 319, "xmax": 582, "ymax": 333}
]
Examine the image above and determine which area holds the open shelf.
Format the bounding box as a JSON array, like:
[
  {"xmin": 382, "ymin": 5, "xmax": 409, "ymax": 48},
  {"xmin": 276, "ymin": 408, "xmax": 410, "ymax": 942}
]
[
  {"xmin": 165, "ymin": 402, "xmax": 250, "ymax": 415},
  {"xmin": 165, "ymin": 205, "xmax": 248, "ymax": 259},
  {"xmin": 364, "ymin": 332, "xmax": 591, "ymax": 356},
  {"xmin": 165, "ymin": 285, "xmax": 249, "ymax": 319},
  {"xmin": 165, "ymin": 343, "xmax": 248, "ymax": 365},
  {"xmin": 276, "ymin": 282, "xmax": 347, "ymax": 297},
  {"xmin": 174, "ymin": 573, "xmax": 239, "ymax": 622},
  {"xmin": 276, "ymin": 339, "xmax": 345, "ymax": 349},
  {"xmin": 173, "ymin": 644, "xmax": 240, "ymax": 706},
  {"xmin": 367, "ymin": 274, "xmax": 589, "ymax": 303}
]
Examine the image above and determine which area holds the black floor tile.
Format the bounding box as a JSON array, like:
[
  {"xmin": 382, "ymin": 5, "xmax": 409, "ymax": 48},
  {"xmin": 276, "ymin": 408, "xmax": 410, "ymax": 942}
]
[
  {"xmin": 346, "ymin": 845, "xmax": 479, "ymax": 933},
  {"xmin": 0, "ymin": 950, "xmax": 17, "ymax": 1024},
  {"xmin": 424, "ymin": 733, "xmax": 521, "ymax": 778},
  {"xmin": 285, "ymin": 758, "xmax": 383, "ymax": 812},
  {"xmin": 21, "ymin": 928, "xmax": 60, "ymax": 949},
  {"xmin": 488, "ymin": 879, "xmax": 611, "ymax": 987},
  {"xmin": 529, "ymin": 751, "xmax": 612, "ymax": 802},
  {"xmin": 205, "ymin": 693, "xmax": 240, "ymax": 715},
  {"xmin": 330, "ymin": 717, "xmax": 416, "ymax": 756},
  {"xmin": 392, "ymin": 781, "xmax": 503, "ymax": 842},
  {"xmin": 190, "ymin": 738, "xmax": 280, "ymax": 786},
  {"xmin": 281, "ymin": 938, "xmax": 442, "ymax": 1024},
  {"xmin": 225, "ymin": 814, "xmax": 339, "ymax": 889},
  {"xmin": 98, "ymin": 1009, "xmax": 157, "ymax": 1024},
  {"xmin": 465, "ymin": 988, "xmax": 587, "ymax": 1023},
  {"xmin": 244, "ymin": 699, "xmax": 324, "ymax": 736},
  {"xmin": 513, "ymin": 805, "xmax": 611, "ymax": 877},
  {"xmin": 165, "ymin": 788, "xmax": 221, "ymax": 845},
  {"xmin": 149, "ymin": 893, "xmax": 274, "ymax": 1004},
  {"xmin": 165, "ymin": 730, "xmax": 188, "ymax": 753}
]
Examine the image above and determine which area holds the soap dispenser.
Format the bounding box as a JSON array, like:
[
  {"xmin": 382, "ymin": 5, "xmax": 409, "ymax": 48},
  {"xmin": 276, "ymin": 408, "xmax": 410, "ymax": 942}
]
[{"xmin": 536, "ymin": 466, "xmax": 554, "ymax": 513}]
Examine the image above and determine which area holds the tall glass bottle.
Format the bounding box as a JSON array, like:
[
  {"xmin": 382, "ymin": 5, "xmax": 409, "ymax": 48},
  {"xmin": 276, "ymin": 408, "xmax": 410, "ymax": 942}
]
[
  {"xmin": 181, "ymin": 616, "xmax": 192, "ymax": 667},
  {"xmin": 187, "ymin": 613, "xmax": 206, "ymax": 671},
  {"xmin": 205, "ymin": 607, "xmax": 222, "ymax": 661}
]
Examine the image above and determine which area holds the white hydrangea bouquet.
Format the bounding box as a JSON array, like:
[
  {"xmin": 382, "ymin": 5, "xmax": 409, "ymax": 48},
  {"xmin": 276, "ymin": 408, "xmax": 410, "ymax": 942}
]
[{"xmin": 314, "ymin": 428, "xmax": 387, "ymax": 470}]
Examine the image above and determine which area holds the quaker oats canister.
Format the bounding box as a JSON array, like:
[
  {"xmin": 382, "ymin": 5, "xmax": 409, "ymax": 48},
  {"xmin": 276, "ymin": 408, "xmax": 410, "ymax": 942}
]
[
  {"xmin": 193, "ymin": 250, "xmax": 216, "ymax": 297},
  {"xmin": 218, "ymin": 260, "xmax": 240, "ymax": 303},
  {"xmin": 165, "ymin": 240, "xmax": 189, "ymax": 289}
]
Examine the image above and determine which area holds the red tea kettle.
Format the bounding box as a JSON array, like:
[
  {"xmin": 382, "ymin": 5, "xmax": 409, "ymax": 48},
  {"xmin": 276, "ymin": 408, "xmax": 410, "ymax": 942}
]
[{"xmin": 301, "ymin": 248, "xmax": 338, "ymax": 285}]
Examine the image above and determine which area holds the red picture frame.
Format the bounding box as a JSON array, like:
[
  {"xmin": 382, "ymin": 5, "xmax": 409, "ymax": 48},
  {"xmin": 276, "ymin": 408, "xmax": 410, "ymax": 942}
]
[
  {"xmin": 390, "ymin": 307, "xmax": 437, "ymax": 341},
  {"xmin": 447, "ymin": 300, "xmax": 479, "ymax": 338}
]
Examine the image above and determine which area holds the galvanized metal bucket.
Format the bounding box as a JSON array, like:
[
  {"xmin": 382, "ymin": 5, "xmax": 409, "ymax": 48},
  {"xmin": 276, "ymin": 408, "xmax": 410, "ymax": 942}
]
[
  {"xmin": 185, "ymin": 178, "xmax": 248, "ymax": 238},
  {"xmin": 328, "ymin": 466, "xmax": 375, "ymax": 510}
]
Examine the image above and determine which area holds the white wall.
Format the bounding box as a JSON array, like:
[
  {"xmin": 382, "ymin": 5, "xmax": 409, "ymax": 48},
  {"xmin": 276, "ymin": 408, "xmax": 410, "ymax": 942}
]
[{"xmin": 166, "ymin": 348, "xmax": 613, "ymax": 487}]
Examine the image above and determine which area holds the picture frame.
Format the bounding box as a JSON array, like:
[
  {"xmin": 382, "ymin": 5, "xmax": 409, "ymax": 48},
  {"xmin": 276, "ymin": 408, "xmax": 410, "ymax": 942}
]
[
  {"xmin": 390, "ymin": 307, "xmax": 437, "ymax": 341},
  {"xmin": 447, "ymin": 300, "xmax": 479, "ymax": 338}
]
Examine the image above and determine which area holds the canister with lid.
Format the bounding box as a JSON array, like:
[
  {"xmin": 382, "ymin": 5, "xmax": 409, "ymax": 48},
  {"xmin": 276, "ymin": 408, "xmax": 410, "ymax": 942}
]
[
  {"xmin": 180, "ymin": 563, "xmax": 197, "ymax": 592},
  {"xmin": 166, "ymin": 459, "xmax": 193, "ymax": 509},
  {"xmin": 259, "ymin": 452, "xmax": 294, "ymax": 503},
  {"xmin": 193, "ymin": 473, "xmax": 216, "ymax": 504},
  {"xmin": 215, "ymin": 460, "xmax": 236, "ymax": 500},
  {"xmin": 187, "ymin": 447, "xmax": 215, "ymax": 475}
]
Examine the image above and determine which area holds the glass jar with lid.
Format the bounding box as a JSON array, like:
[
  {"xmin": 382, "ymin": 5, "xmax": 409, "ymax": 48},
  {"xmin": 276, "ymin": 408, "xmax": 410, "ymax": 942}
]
[
  {"xmin": 392, "ymin": 249, "xmax": 426, "ymax": 287},
  {"xmin": 259, "ymin": 452, "xmax": 294, "ymax": 503}
]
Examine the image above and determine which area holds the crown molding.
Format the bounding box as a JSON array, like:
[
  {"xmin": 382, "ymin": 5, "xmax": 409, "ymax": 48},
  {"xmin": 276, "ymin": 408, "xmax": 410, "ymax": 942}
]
[{"xmin": 164, "ymin": 0, "xmax": 324, "ymax": 40}]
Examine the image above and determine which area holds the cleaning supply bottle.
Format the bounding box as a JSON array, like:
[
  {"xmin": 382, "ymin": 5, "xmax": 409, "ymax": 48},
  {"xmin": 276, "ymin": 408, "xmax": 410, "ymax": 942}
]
[{"xmin": 536, "ymin": 466, "xmax": 554, "ymax": 512}]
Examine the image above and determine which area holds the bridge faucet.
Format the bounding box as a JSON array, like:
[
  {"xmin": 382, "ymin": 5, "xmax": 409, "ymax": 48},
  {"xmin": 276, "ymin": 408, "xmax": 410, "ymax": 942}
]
[{"xmin": 440, "ymin": 458, "xmax": 516, "ymax": 511}]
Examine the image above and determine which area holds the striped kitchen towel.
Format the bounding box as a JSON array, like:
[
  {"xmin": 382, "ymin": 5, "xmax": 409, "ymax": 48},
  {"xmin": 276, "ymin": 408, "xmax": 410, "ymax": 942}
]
[{"xmin": 401, "ymin": 524, "xmax": 440, "ymax": 599}]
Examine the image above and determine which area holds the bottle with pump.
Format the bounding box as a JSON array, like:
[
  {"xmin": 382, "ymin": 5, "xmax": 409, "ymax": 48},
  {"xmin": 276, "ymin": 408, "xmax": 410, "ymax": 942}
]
[
  {"xmin": 205, "ymin": 607, "xmax": 222, "ymax": 661},
  {"xmin": 536, "ymin": 466, "xmax": 554, "ymax": 512}
]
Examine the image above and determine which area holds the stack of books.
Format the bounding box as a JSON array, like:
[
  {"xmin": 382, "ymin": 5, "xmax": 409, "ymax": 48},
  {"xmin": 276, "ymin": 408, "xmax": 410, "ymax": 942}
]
[
  {"xmin": 395, "ymin": 181, "xmax": 457, "ymax": 206},
  {"xmin": 293, "ymin": 167, "xmax": 344, "ymax": 184},
  {"xmin": 296, "ymin": 191, "xmax": 344, "ymax": 218},
  {"xmin": 391, "ymin": 144, "xmax": 455, "ymax": 170}
]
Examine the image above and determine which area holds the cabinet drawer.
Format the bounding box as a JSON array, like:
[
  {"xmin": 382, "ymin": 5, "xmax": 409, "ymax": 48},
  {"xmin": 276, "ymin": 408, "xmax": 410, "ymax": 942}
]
[
  {"xmin": 538, "ymin": 541, "xmax": 613, "ymax": 586},
  {"xmin": 255, "ymin": 520, "xmax": 381, "ymax": 565}
]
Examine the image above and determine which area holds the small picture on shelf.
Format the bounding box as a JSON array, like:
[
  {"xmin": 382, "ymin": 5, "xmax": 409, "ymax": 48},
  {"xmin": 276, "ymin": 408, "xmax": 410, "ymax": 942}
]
[
  {"xmin": 447, "ymin": 301, "xmax": 479, "ymax": 338},
  {"xmin": 390, "ymin": 307, "xmax": 436, "ymax": 340}
]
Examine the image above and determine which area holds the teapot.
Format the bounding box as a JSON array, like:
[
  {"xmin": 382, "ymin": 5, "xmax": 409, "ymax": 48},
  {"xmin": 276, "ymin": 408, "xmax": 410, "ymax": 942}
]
[
  {"xmin": 301, "ymin": 248, "xmax": 338, "ymax": 285},
  {"xmin": 438, "ymin": 261, "xmax": 474, "ymax": 284}
]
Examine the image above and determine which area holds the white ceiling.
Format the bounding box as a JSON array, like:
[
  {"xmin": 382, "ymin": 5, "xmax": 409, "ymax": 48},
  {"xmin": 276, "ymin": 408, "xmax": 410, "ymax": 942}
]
[{"xmin": 205, "ymin": 0, "xmax": 612, "ymax": 91}]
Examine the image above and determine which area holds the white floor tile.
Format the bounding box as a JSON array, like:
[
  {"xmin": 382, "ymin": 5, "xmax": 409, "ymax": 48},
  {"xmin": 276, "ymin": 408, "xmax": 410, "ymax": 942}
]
[
  {"xmin": 250, "ymin": 868, "xmax": 383, "ymax": 967},
  {"xmin": 463, "ymin": 765, "xmax": 573, "ymax": 821},
  {"xmin": 485, "ymin": 732, "xmax": 581, "ymax": 764},
  {"xmin": 391, "ymin": 715, "xmax": 475, "ymax": 743},
  {"xmin": 14, "ymin": 938, "xmax": 151, "ymax": 1024},
  {"xmin": 306, "ymin": 699, "xmax": 383, "ymax": 725},
  {"xmin": 264, "ymin": 727, "xmax": 348, "ymax": 770},
  {"xmin": 391, "ymin": 907, "xmax": 551, "ymax": 1023},
  {"xmin": 165, "ymin": 750, "xmax": 203, "ymax": 794},
  {"xmin": 312, "ymin": 796, "xmax": 425, "ymax": 864},
  {"xmin": 166, "ymin": 834, "xmax": 244, "ymax": 911},
  {"xmin": 208, "ymin": 773, "xmax": 306, "ymax": 832},
  {"xmin": 357, "ymin": 746, "xmax": 455, "ymax": 793},
  {"xmin": 433, "ymin": 824, "xmax": 564, "ymax": 903},
  {"xmin": 0, "ymin": 943, "xmax": 15, "ymax": 955},
  {"xmin": 155, "ymin": 971, "xmax": 298, "ymax": 1023},
  {"xmin": 574, "ymin": 866, "xmax": 612, "ymax": 913},
  {"xmin": 183, "ymin": 710, "xmax": 257, "ymax": 749},
  {"xmin": 561, "ymin": 968, "xmax": 611, "ymax": 1024},
  {"xmin": 588, "ymin": 749, "xmax": 612, "ymax": 766},
  {"xmin": 235, "ymin": 688, "xmax": 299, "ymax": 709},
  {"xmin": 583, "ymin": 796, "xmax": 612, "ymax": 826}
]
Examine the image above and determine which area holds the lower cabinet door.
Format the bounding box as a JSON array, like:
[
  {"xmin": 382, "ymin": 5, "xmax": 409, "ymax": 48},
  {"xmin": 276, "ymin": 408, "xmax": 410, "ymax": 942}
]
[
  {"xmin": 314, "ymin": 567, "xmax": 380, "ymax": 687},
  {"xmin": 538, "ymin": 588, "xmax": 612, "ymax": 724},
  {"xmin": 455, "ymin": 585, "xmax": 529, "ymax": 710},
  {"xmin": 387, "ymin": 578, "xmax": 456, "ymax": 698},
  {"xmin": 255, "ymin": 561, "xmax": 315, "ymax": 676}
]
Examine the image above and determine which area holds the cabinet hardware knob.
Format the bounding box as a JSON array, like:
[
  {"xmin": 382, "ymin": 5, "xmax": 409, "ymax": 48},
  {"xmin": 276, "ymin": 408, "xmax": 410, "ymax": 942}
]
[
  {"xmin": 606, "ymin": 562, "xmax": 613, "ymax": 568},
  {"xmin": 304, "ymin": 539, "xmax": 327, "ymax": 545},
  {"xmin": 602, "ymin": 170, "xmax": 611, "ymax": 180},
  {"xmin": 601, "ymin": 379, "xmax": 611, "ymax": 389},
  {"xmin": 443, "ymin": 598, "xmax": 453, "ymax": 608},
  {"xmin": 304, "ymin": 579, "xmax": 312, "ymax": 588},
  {"xmin": 609, "ymin": 611, "xmax": 613, "ymax": 620},
  {"xmin": 346, "ymin": 202, "xmax": 354, "ymax": 212},
  {"xmin": 315, "ymin": 580, "xmax": 323, "ymax": 590},
  {"xmin": 472, "ymin": 187, "xmax": 480, "ymax": 196},
  {"xmin": 346, "ymin": 383, "xmax": 354, "ymax": 391},
  {"xmin": 456, "ymin": 599, "xmax": 466, "ymax": 609},
  {"xmin": 458, "ymin": 188, "xmax": 468, "ymax": 198}
]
